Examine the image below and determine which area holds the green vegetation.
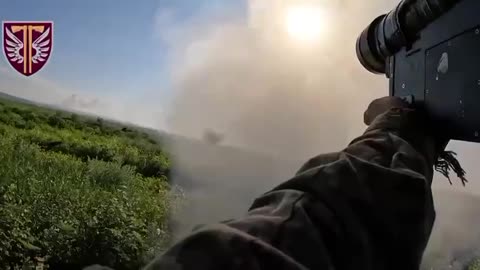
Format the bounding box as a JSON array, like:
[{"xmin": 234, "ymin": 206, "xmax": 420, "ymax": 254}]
[
  {"xmin": 0, "ymin": 99, "xmax": 181, "ymax": 269},
  {"xmin": 468, "ymin": 258, "xmax": 480, "ymax": 270}
]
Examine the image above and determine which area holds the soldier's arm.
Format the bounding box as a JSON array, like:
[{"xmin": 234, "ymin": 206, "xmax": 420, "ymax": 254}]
[{"xmin": 145, "ymin": 98, "xmax": 437, "ymax": 270}]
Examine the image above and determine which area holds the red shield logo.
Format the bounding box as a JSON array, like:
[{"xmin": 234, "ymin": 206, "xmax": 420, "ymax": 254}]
[{"xmin": 3, "ymin": 21, "xmax": 53, "ymax": 76}]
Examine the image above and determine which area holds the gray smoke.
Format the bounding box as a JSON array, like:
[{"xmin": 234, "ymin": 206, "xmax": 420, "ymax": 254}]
[
  {"xmin": 164, "ymin": 0, "xmax": 392, "ymax": 159},
  {"xmin": 162, "ymin": 0, "xmax": 391, "ymax": 236},
  {"xmin": 161, "ymin": 1, "xmax": 480, "ymax": 267}
]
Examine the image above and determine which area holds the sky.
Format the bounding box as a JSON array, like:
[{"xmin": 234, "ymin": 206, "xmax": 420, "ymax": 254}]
[{"xmin": 0, "ymin": 0, "xmax": 246, "ymax": 112}]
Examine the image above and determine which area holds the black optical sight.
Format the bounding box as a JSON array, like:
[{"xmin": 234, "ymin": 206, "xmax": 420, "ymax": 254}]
[{"xmin": 356, "ymin": 0, "xmax": 480, "ymax": 143}]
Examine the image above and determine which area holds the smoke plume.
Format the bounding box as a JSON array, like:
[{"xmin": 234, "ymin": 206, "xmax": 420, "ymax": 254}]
[
  {"xmin": 165, "ymin": 0, "xmax": 394, "ymax": 160},
  {"xmin": 162, "ymin": 4, "xmax": 480, "ymax": 268},
  {"xmin": 163, "ymin": 0, "xmax": 392, "ymax": 237}
]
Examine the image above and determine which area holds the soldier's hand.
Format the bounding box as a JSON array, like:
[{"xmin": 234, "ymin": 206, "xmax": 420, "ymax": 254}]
[
  {"xmin": 364, "ymin": 96, "xmax": 449, "ymax": 153},
  {"xmin": 364, "ymin": 96, "xmax": 411, "ymax": 126}
]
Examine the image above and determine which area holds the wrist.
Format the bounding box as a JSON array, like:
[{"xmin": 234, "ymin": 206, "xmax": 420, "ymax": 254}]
[{"xmin": 365, "ymin": 108, "xmax": 437, "ymax": 166}]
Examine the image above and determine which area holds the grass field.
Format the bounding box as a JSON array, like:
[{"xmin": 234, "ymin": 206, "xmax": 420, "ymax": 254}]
[{"xmin": 0, "ymin": 97, "xmax": 181, "ymax": 269}]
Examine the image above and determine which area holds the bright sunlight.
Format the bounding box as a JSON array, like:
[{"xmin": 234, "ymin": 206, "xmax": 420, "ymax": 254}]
[{"xmin": 285, "ymin": 4, "xmax": 326, "ymax": 43}]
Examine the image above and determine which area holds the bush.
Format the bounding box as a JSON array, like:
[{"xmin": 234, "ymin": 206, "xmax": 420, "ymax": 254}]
[
  {"xmin": 22, "ymin": 111, "xmax": 39, "ymax": 122},
  {"xmin": 47, "ymin": 115, "xmax": 65, "ymax": 128},
  {"xmin": 469, "ymin": 258, "xmax": 480, "ymax": 270},
  {"xmin": 70, "ymin": 113, "xmax": 79, "ymax": 122},
  {"xmin": 86, "ymin": 159, "xmax": 134, "ymax": 188},
  {"xmin": 0, "ymin": 100, "xmax": 178, "ymax": 269},
  {"xmin": 0, "ymin": 136, "xmax": 179, "ymax": 269},
  {"xmin": 136, "ymin": 154, "xmax": 170, "ymax": 178}
]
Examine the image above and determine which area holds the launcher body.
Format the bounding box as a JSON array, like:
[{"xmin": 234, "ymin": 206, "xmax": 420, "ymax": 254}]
[{"xmin": 357, "ymin": 0, "xmax": 480, "ymax": 142}]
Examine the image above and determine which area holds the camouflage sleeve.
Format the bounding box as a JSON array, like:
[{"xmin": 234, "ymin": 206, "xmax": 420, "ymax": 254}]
[{"xmin": 145, "ymin": 108, "xmax": 436, "ymax": 270}]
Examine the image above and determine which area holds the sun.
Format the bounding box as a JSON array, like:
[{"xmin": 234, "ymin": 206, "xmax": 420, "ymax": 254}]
[{"xmin": 285, "ymin": 5, "xmax": 325, "ymax": 43}]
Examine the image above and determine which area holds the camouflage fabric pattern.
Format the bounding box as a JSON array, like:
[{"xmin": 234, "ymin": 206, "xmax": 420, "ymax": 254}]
[{"xmin": 145, "ymin": 107, "xmax": 437, "ymax": 270}]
